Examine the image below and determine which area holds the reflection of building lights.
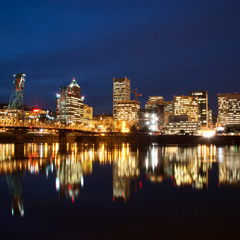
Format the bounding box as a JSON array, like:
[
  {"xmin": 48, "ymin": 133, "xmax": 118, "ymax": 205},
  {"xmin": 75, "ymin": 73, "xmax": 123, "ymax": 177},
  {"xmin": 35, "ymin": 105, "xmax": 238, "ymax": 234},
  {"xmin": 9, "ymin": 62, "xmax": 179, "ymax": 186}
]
[
  {"xmin": 81, "ymin": 175, "xmax": 84, "ymax": 187},
  {"xmin": 218, "ymin": 148, "xmax": 223, "ymax": 163},
  {"xmin": 55, "ymin": 177, "xmax": 60, "ymax": 191}
]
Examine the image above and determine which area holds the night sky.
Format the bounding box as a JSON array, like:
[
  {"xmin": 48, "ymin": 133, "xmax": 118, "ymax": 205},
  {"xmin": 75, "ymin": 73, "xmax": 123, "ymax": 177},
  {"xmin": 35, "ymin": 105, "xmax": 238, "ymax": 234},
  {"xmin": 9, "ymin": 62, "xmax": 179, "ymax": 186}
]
[{"xmin": 1, "ymin": 0, "xmax": 240, "ymax": 115}]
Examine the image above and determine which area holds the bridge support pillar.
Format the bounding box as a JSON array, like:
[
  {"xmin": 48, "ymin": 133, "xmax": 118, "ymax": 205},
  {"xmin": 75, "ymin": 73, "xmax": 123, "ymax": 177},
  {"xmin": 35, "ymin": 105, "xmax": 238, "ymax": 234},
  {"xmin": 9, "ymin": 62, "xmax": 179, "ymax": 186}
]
[
  {"xmin": 14, "ymin": 143, "xmax": 25, "ymax": 160},
  {"xmin": 13, "ymin": 129, "xmax": 28, "ymax": 144},
  {"xmin": 59, "ymin": 130, "xmax": 68, "ymax": 153}
]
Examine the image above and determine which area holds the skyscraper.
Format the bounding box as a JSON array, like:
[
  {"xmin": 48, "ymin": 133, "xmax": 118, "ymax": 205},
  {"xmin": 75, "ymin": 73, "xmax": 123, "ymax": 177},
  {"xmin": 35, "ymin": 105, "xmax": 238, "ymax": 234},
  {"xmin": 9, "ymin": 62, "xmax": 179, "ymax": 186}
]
[
  {"xmin": 113, "ymin": 77, "xmax": 131, "ymax": 120},
  {"xmin": 218, "ymin": 93, "xmax": 240, "ymax": 126},
  {"xmin": 189, "ymin": 90, "xmax": 208, "ymax": 127},
  {"xmin": 57, "ymin": 78, "xmax": 84, "ymax": 124}
]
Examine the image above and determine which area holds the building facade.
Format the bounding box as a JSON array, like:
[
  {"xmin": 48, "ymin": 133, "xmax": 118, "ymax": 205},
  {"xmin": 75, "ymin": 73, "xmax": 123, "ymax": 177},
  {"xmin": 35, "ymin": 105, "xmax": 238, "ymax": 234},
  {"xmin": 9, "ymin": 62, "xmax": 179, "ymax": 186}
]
[
  {"xmin": 164, "ymin": 115, "xmax": 200, "ymax": 135},
  {"xmin": 116, "ymin": 100, "xmax": 140, "ymax": 125},
  {"xmin": 218, "ymin": 93, "xmax": 240, "ymax": 126},
  {"xmin": 174, "ymin": 95, "xmax": 198, "ymax": 122},
  {"xmin": 57, "ymin": 78, "xmax": 84, "ymax": 124},
  {"xmin": 113, "ymin": 77, "xmax": 131, "ymax": 120},
  {"xmin": 189, "ymin": 90, "xmax": 208, "ymax": 127},
  {"xmin": 83, "ymin": 104, "xmax": 93, "ymax": 120}
]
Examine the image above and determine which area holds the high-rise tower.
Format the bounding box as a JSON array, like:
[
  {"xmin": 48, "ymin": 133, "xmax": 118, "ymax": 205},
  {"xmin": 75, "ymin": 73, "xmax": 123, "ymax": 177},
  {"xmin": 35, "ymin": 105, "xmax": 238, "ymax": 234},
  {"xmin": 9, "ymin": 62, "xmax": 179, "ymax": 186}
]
[
  {"xmin": 218, "ymin": 93, "xmax": 240, "ymax": 126},
  {"xmin": 113, "ymin": 77, "xmax": 131, "ymax": 120},
  {"xmin": 57, "ymin": 78, "xmax": 84, "ymax": 124},
  {"xmin": 189, "ymin": 90, "xmax": 208, "ymax": 127}
]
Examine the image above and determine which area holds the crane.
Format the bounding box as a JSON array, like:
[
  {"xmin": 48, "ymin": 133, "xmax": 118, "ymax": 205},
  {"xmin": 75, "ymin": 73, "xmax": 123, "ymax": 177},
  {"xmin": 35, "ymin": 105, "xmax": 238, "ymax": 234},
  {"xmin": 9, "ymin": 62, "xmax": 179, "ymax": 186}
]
[{"xmin": 123, "ymin": 87, "xmax": 142, "ymax": 102}]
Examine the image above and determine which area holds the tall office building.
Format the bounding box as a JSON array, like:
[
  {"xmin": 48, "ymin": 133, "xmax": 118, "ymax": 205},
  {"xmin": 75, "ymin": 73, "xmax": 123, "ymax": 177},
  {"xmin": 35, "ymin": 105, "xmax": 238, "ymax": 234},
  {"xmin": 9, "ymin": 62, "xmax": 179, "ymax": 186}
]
[
  {"xmin": 189, "ymin": 90, "xmax": 208, "ymax": 127},
  {"xmin": 174, "ymin": 95, "xmax": 198, "ymax": 122},
  {"xmin": 113, "ymin": 77, "xmax": 131, "ymax": 120},
  {"xmin": 218, "ymin": 93, "xmax": 240, "ymax": 126},
  {"xmin": 57, "ymin": 78, "xmax": 84, "ymax": 124}
]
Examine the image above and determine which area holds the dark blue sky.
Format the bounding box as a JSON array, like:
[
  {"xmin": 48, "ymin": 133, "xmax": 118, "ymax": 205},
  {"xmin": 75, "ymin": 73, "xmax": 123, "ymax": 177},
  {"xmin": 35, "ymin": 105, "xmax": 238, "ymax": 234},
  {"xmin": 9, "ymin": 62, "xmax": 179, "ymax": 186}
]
[{"xmin": 1, "ymin": 0, "xmax": 240, "ymax": 115}]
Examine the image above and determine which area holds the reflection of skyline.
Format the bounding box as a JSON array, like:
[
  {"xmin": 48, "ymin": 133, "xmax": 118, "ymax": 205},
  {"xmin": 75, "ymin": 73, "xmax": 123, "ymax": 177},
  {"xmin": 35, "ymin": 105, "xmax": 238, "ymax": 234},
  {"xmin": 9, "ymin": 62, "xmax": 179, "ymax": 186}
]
[
  {"xmin": 218, "ymin": 146, "xmax": 240, "ymax": 186},
  {"xmin": 1, "ymin": 143, "xmax": 240, "ymax": 216},
  {"xmin": 112, "ymin": 143, "xmax": 140, "ymax": 201},
  {"xmin": 7, "ymin": 171, "xmax": 24, "ymax": 216},
  {"xmin": 144, "ymin": 145, "xmax": 216, "ymax": 189}
]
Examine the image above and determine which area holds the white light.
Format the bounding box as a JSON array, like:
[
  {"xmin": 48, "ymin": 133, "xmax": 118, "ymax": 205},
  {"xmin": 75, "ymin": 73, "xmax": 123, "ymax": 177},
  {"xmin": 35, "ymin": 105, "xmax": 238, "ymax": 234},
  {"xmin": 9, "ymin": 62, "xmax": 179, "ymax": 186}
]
[
  {"xmin": 55, "ymin": 178, "xmax": 60, "ymax": 191},
  {"xmin": 203, "ymin": 131, "xmax": 215, "ymax": 138},
  {"xmin": 151, "ymin": 114, "xmax": 157, "ymax": 119},
  {"xmin": 81, "ymin": 175, "xmax": 84, "ymax": 187},
  {"xmin": 150, "ymin": 125, "xmax": 157, "ymax": 131},
  {"xmin": 216, "ymin": 127, "xmax": 224, "ymax": 132}
]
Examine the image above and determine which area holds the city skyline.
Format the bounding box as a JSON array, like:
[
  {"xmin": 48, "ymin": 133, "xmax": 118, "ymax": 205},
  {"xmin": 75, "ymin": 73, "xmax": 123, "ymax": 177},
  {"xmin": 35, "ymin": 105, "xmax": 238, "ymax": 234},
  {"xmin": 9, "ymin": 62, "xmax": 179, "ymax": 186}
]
[{"xmin": 0, "ymin": 1, "xmax": 240, "ymax": 115}]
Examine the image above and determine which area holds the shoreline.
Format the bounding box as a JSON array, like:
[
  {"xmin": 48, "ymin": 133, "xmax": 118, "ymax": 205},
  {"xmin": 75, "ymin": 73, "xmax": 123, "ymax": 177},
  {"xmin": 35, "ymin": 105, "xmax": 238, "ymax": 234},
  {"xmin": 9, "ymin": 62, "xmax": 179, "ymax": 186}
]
[{"xmin": 0, "ymin": 132, "xmax": 240, "ymax": 145}]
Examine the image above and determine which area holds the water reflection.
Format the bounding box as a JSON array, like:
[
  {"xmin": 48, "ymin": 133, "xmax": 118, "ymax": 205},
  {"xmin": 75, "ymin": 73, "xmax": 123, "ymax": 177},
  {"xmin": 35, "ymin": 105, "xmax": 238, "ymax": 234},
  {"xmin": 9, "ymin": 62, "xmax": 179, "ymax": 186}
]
[
  {"xmin": 113, "ymin": 143, "xmax": 140, "ymax": 201},
  {"xmin": 1, "ymin": 142, "xmax": 240, "ymax": 216},
  {"xmin": 218, "ymin": 146, "xmax": 240, "ymax": 186}
]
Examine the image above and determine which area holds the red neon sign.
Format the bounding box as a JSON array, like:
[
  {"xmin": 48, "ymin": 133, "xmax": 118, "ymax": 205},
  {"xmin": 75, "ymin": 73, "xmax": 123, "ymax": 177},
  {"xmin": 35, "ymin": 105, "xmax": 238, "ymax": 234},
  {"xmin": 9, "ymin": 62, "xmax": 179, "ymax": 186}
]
[{"xmin": 33, "ymin": 108, "xmax": 40, "ymax": 113}]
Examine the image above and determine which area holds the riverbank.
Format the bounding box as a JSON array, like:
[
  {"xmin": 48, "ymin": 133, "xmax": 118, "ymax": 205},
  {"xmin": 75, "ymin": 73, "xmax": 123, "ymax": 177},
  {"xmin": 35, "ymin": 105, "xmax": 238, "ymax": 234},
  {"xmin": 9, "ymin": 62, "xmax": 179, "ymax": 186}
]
[{"xmin": 0, "ymin": 132, "xmax": 240, "ymax": 145}]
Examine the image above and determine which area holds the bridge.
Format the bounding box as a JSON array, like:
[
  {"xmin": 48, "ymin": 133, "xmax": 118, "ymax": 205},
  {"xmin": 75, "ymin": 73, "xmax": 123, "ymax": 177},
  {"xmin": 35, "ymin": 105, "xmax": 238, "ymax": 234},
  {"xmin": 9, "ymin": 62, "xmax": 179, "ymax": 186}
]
[{"xmin": 0, "ymin": 73, "xmax": 100, "ymax": 147}]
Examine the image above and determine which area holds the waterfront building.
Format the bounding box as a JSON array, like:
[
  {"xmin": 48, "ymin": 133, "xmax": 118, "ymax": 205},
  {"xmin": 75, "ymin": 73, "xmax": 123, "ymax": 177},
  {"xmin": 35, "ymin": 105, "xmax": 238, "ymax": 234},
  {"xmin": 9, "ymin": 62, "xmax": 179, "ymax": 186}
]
[
  {"xmin": 113, "ymin": 77, "xmax": 131, "ymax": 120},
  {"xmin": 116, "ymin": 100, "xmax": 140, "ymax": 125},
  {"xmin": 189, "ymin": 90, "xmax": 208, "ymax": 127},
  {"xmin": 174, "ymin": 95, "xmax": 198, "ymax": 122},
  {"xmin": 57, "ymin": 78, "xmax": 84, "ymax": 124},
  {"xmin": 218, "ymin": 93, "xmax": 240, "ymax": 126},
  {"xmin": 164, "ymin": 115, "xmax": 200, "ymax": 135},
  {"xmin": 94, "ymin": 114, "xmax": 114, "ymax": 132}
]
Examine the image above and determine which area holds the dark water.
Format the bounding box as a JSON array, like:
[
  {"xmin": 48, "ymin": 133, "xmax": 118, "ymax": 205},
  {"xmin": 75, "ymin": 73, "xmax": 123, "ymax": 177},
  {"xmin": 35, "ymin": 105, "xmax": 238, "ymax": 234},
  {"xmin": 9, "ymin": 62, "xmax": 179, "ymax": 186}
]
[{"xmin": 0, "ymin": 142, "xmax": 240, "ymax": 239}]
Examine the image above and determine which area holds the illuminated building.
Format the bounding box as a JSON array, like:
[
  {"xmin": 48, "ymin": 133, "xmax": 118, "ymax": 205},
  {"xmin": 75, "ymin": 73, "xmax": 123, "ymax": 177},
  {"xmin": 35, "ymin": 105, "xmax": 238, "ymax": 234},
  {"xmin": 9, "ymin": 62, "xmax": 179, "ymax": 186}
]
[
  {"xmin": 146, "ymin": 96, "xmax": 164, "ymax": 104},
  {"xmin": 113, "ymin": 77, "xmax": 131, "ymax": 120},
  {"xmin": 0, "ymin": 105, "xmax": 55, "ymax": 125},
  {"xmin": 208, "ymin": 109, "xmax": 213, "ymax": 127},
  {"xmin": 218, "ymin": 93, "xmax": 240, "ymax": 126},
  {"xmin": 94, "ymin": 114, "xmax": 114, "ymax": 132},
  {"xmin": 174, "ymin": 95, "xmax": 198, "ymax": 122},
  {"xmin": 164, "ymin": 115, "xmax": 200, "ymax": 135},
  {"xmin": 145, "ymin": 96, "xmax": 173, "ymax": 127},
  {"xmin": 56, "ymin": 78, "xmax": 84, "ymax": 124},
  {"xmin": 83, "ymin": 104, "xmax": 93, "ymax": 120},
  {"xmin": 116, "ymin": 100, "xmax": 140, "ymax": 125},
  {"xmin": 189, "ymin": 90, "xmax": 208, "ymax": 127}
]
